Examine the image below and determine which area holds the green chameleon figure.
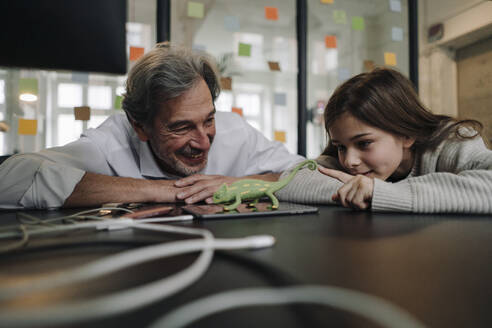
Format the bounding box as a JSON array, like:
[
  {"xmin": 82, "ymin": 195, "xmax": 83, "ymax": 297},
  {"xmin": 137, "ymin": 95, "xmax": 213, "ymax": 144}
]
[{"xmin": 212, "ymin": 159, "xmax": 317, "ymax": 211}]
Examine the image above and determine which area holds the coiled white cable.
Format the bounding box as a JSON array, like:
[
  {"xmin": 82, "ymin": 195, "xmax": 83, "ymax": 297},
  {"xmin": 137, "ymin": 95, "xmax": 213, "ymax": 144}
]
[
  {"xmin": 149, "ymin": 285, "xmax": 426, "ymax": 328},
  {"xmin": 0, "ymin": 219, "xmax": 275, "ymax": 327}
]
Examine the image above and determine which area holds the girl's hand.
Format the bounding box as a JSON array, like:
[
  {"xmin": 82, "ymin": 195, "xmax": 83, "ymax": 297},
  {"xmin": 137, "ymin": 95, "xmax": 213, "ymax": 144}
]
[{"xmin": 318, "ymin": 167, "xmax": 374, "ymax": 210}]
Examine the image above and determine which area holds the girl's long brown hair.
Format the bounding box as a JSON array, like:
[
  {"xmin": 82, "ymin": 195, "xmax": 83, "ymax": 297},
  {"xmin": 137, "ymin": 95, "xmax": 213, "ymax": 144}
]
[{"xmin": 322, "ymin": 68, "xmax": 483, "ymax": 157}]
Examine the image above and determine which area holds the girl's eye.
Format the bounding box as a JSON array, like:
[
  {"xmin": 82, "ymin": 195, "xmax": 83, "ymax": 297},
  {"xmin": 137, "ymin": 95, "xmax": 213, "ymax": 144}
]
[{"xmin": 358, "ymin": 140, "xmax": 372, "ymax": 149}]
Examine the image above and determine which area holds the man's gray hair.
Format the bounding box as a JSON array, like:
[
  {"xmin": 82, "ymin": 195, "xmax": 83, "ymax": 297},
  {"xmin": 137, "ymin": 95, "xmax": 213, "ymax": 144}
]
[{"xmin": 122, "ymin": 43, "xmax": 221, "ymax": 127}]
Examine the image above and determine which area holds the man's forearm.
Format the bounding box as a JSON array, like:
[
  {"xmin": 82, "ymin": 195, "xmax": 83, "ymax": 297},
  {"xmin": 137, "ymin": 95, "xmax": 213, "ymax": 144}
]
[
  {"xmin": 245, "ymin": 172, "xmax": 281, "ymax": 181},
  {"xmin": 63, "ymin": 172, "xmax": 177, "ymax": 208}
]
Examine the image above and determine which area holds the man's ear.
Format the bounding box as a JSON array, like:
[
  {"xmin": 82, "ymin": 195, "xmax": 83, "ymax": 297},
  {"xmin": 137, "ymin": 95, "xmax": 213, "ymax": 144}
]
[
  {"xmin": 130, "ymin": 119, "xmax": 150, "ymax": 142},
  {"xmin": 403, "ymin": 136, "xmax": 416, "ymax": 149}
]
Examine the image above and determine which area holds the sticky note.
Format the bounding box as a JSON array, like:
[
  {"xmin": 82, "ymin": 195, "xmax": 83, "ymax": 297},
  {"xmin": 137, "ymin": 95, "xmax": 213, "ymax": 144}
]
[
  {"xmin": 338, "ymin": 67, "xmax": 350, "ymax": 81},
  {"xmin": 333, "ymin": 10, "xmax": 346, "ymax": 24},
  {"xmin": 364, "ymin": 60, "xmax": 375, "ymax": 71},
  {"xmin": 238, "ymin": 43, "xmax": 251, "ymax": 57},
  {"xmin": 187, "ymin": 1, "xmax": 204, "ymax": 18},
  {"xmin": 274, "ymin": 92, "xmax": 287, "ymax": 106},
  {"xmin": 274, "ymin": 130, "xmax": 286, "ymax": 143},
  {"xmin": 268, "ymin": 61, "xmax": 281, "ymax": 71},
  {"xmin": 392, "ymin": 27, "xmax": 403, "ymax": 41},
  {"xmin": 320, "ymin": 0, "xmax": 334, "ymax": 3},
  {"xmin": 192, "ymin": 44, "xmax": 207, "ymax": 52},
  {"xmin": 231, "ymin": 107, "xmax": 243, "ymax": 116},
  {"xmin": 224, "ymin": 16, "xmax": 240, "ymax": 31},
  {"xmin": 389, "ymin": 0, "xmax": 401, "ymax": 12},
  {"xmin": 114, "ymin": 95, "xmax": 123, "ymax": 109},
  {"xmin": 352, "ymin": 16, "xmax": 365, "ymax": 31},
  {"xmin": 265, "ymin": 7, "xmax": 278, "ymax": 21},
  {"xmin": 18, "ymin": 118, "xmax": 37, "ymax": 135},
  {"xmin": 71, "ymin": 72, "xmax": 89, "ymax": 84},
  {"xmin": 384, "ymin": 52, "xmax": 397, "ymax": 66},
  {"xmin": 74, "ymin": 106, "xmax": 91, "ymax": 121},
  {"xmin": 325, "ymin": 35, "xmax": 337, "ymax": 48},
  {"xmin": 129, "ymin": 46, "xmax": 144, "ymax": 61},
  {"xmin": 220, "ymin": 77, "xmax": 232, "ymax": 90},
  {"xmin": 19, "ymin": 78, "xmax": 38, "ymax": 94}
]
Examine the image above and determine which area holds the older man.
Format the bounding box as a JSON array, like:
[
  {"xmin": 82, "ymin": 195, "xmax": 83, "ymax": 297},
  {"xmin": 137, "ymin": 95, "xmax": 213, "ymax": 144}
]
[{"xmin": 0, "ymin": 43, "xmax": 304, "ymax": 208}]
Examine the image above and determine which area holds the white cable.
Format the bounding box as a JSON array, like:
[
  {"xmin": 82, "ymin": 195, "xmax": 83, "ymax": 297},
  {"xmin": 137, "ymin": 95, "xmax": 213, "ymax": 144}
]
[
  {"xmin": 0, "ymin": 219, "xmax": 275, "ymax": 327},
  {"xmin": 149, "ymin": 285, "xmax": 427, "ymax": 328}
]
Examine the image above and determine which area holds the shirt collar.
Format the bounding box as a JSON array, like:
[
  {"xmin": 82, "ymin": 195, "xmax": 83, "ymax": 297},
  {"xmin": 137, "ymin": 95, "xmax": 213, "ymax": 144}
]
[{"xmin": 138, "ymin": 140, "xmax": 180, "ymax": 179}]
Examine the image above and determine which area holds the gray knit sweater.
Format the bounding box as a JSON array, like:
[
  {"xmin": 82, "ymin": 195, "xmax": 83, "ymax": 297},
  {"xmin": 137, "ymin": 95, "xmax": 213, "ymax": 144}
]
[{"xmin": 276, "ymin": 135, "xmax": 492, "ymax": 213}]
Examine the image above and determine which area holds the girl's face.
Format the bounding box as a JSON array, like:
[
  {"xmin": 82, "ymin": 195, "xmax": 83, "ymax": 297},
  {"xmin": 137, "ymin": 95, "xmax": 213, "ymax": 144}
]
[{"xmin": 328, "ymin": 112, "xmax": 415, "ymax": 181}]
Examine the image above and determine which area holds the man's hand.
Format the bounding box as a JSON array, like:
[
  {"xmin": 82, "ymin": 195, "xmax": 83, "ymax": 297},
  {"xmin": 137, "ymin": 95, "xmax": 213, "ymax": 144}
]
[
  {"xmin": 318, "ymin": 167, "xmax": 374, "ymax": 210},
  {"xmin": 174, "ymin": 174, "xmax": 240, "ymax": 204}
]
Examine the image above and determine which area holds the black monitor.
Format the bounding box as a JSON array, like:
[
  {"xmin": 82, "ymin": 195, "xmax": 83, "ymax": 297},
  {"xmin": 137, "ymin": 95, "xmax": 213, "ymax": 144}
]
[{"xmin": 0, "ymin": 0, "xmax": 127, "ymax": 75}]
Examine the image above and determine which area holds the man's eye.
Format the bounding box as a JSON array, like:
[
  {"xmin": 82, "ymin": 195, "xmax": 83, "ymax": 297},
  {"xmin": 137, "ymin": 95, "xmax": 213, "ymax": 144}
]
[
  {"xmin": 335, "ymin": 145, "xmax": 346, "ymax": 152},
  {"xmin": 205, "ymin": 117, "xmax": 215, "ymax": 126},
  {"xmin": 169, "ymin": 126, "xmax": 191, "ymax": 134}
]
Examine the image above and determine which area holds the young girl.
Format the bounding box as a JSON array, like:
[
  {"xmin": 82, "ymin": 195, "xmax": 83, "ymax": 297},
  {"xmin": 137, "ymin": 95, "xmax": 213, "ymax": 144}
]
[{"xmin": 276, "ymin": 68, "xmax": 492, "ymax": 213}]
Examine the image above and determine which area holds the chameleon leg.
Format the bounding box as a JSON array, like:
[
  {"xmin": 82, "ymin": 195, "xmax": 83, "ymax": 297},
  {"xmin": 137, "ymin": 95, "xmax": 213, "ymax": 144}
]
[
  {"xmin": 224, "ymin": 193, "xmax": 242, "ymax": 211},
  {"xmin": 248, "ymin": 198, "xmax": 259, "ymax": 207},
  {"xmin": 266, "ymin": 190, "xmax": 279, "ymax": 209}
]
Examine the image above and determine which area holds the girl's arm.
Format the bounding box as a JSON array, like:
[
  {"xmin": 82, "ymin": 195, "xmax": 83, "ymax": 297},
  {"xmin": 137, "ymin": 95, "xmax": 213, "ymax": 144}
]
[{"xmin": 372, "ymin": 136, "xmax": 492, "ymax": 214}]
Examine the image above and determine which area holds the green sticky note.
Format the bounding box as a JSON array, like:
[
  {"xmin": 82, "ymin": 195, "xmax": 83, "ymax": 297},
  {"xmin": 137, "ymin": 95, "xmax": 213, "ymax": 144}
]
[
  {"xmin": 187, "ymin": 1, "xmax": 204, "ymax": 18},
  {"xmin": 238, "ymin": 43, "xmax": 251, "ymax": 57},
  {"xmin": 19, "ymin": 78, "xmax": 38, "ymax": 94},
  {"xmin": 333, "ymin": 10, "xmax": 347, "ymax": 24},
  {"xmin": 352, "ymin": 16, "xmax": 365, "ymax": 31},
  {"xmin": 114, "ymin": 95, "xmax": 123, "ymax": 110}
]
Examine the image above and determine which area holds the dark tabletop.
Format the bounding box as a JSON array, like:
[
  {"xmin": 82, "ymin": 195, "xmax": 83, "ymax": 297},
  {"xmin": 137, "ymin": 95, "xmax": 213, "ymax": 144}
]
[{"xmin": 0, "ymin": 205, "xmax": 491, "ymax": 328}]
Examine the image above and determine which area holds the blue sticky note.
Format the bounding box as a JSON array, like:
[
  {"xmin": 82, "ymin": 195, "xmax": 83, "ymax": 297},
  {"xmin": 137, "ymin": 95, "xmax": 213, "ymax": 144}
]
[
  {"xmin": 72, "ymin": 72, "xmax": 89, "ymax": 84},
  {"xmin": 389, "ymin": 0, "xmax": 401, "ymax": 12},
  {"xmin": 274, "ymin": 92, "xmax": 287, "ymax": 106},
  {"xmin": 224, "ymin": 16, "xmax": 240, "ymax": 32},
  {"xmin": 392, "ymin": 27, "xmax": 403, "ymax": 41},
  {"xmin": 338, "ymin": 68, "xmax": 350, "ymax": 81}
]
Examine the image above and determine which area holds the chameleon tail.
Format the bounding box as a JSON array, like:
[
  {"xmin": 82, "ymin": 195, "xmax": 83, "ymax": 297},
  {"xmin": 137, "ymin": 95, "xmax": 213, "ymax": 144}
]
[{"xmin": 273, "ymin": 159, "xmax": 317, "ymax": 191}]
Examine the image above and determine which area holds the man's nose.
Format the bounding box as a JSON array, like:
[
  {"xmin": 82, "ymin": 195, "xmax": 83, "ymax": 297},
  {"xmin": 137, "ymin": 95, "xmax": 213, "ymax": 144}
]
[
  {"xmin": 343, "ymin": 148, "xmax": 361, "ymax": 168},
  {"xmin": 189, "ymin": 128, "xmax": 211, "ymax": 150}
]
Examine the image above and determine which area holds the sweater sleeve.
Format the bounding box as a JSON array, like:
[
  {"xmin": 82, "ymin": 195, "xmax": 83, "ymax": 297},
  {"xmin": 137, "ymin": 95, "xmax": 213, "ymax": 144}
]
[
  {"xmin": 372, "ymin": 136, "xmax": 492, "ymax": 213},
  {"xmin": 275, "ymin": 156, "xmax": 343, "ymax": 205}
]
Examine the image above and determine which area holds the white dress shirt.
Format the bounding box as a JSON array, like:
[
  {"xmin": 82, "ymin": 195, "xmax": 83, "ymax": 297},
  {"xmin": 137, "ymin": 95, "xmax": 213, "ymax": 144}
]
[{"xmin": 0, "ymin": 112, "xmax": 304, "ymax": 208}]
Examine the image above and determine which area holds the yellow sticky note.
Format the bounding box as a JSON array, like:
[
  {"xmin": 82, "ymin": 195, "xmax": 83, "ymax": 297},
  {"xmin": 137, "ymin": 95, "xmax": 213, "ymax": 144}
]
[
  {"xmin": 352, "ymin": 16, "xmax": 365, "ymax": 31},
  {"xmin": 320, "ymin": 0, "xmax": 334, "ymax": 3},
  {"xmin": 384, "ymin": 52, "xmax": 397, "ymax": 66},
  {"xmin": 265, "ymin": 7, "xmax": 278, "ymax": 21},
  {"xmin": 74, "ymin": 106, "xmax": 91, "ymax": 121},
  {"xmin": 325, "ymin": 35, "xmax": 337, "ymax": 48},
  {"xmin": 274, "ymin": 130, "xmax": 286, "ymax": 143},
  {"xmin": 129, "ymin": 47, "xmax": 145, "ymax": 61},
  {"xmin": 187, "ymin": 2, "xmax": 204, "ymax": 18},
  {"xmin": 18, "ymin": 118, "xmax": 37, "ymax": 135},
  {"xmin": 231, "ymin": 107, "xmax": 243, "ymax": 116}
]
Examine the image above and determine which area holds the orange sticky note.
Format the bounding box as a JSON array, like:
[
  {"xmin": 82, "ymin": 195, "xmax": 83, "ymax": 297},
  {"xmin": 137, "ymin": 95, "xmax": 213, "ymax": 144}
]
[
  {"xmin": 268, "ymin": 61, "xmax": 281, "ymax": 71},
  {"xmin": 129, "ymin": 46, "xmax": 145, "ymax": 61},
  {"xmin": 18, "ymin": 118, "xmax": 37, "ymax": 135},
  {"xmin": 232, "ymin": 107, "xmax": 243, "ymax": 116},
  {"xmin": 320, "ymin": 0, "xmax": 334, "ymax": 3},
  {"xmin": 325, "ymin": 35, "xmax": 337, "ymax": 48},
  {"xmin": 384, "ymin": 52, "xmax": 397, "ymax": 66},
  {"xmin": 265, "ymin": 7, "xmax": 278, "ymax": 20},
  {"xmin": 74, "ymin": 106, "xmax": 91, "ymax": 121},
  {"xmin": 274, "ymin": 130, "xmax": 286, "ymax": 143}
]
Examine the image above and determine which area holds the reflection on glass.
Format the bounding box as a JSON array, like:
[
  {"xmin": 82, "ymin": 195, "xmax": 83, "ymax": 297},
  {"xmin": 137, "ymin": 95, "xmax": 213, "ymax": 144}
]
[
  {"xmin": 88, "ymin": 86, "xmax": 111, "ymax": 110},
  {"xmin": 58, "ymin": 83, "xmax": 83, "ymax": 108}
]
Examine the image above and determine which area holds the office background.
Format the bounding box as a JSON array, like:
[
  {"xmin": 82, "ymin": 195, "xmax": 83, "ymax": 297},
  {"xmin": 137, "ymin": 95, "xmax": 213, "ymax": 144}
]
[{"xmin": 0, "ymin": 0, "xmax": 490, "ymax": 159}]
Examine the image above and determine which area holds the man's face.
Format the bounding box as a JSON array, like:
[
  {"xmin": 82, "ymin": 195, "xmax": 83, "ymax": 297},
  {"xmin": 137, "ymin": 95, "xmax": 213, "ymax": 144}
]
[{"xmin": 134, "ymin": 78, "xmax": 216, "ymax": 177}]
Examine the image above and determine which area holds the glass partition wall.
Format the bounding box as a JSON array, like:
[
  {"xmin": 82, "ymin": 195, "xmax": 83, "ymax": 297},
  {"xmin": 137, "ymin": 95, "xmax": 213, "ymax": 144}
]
[
  {"xmin": 0, "ymin": 0, "xmax": 412, "ymax": 159},
  {"xmin": 306, "ymin": 0, "xmax": 409, "ymax": 158}
]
